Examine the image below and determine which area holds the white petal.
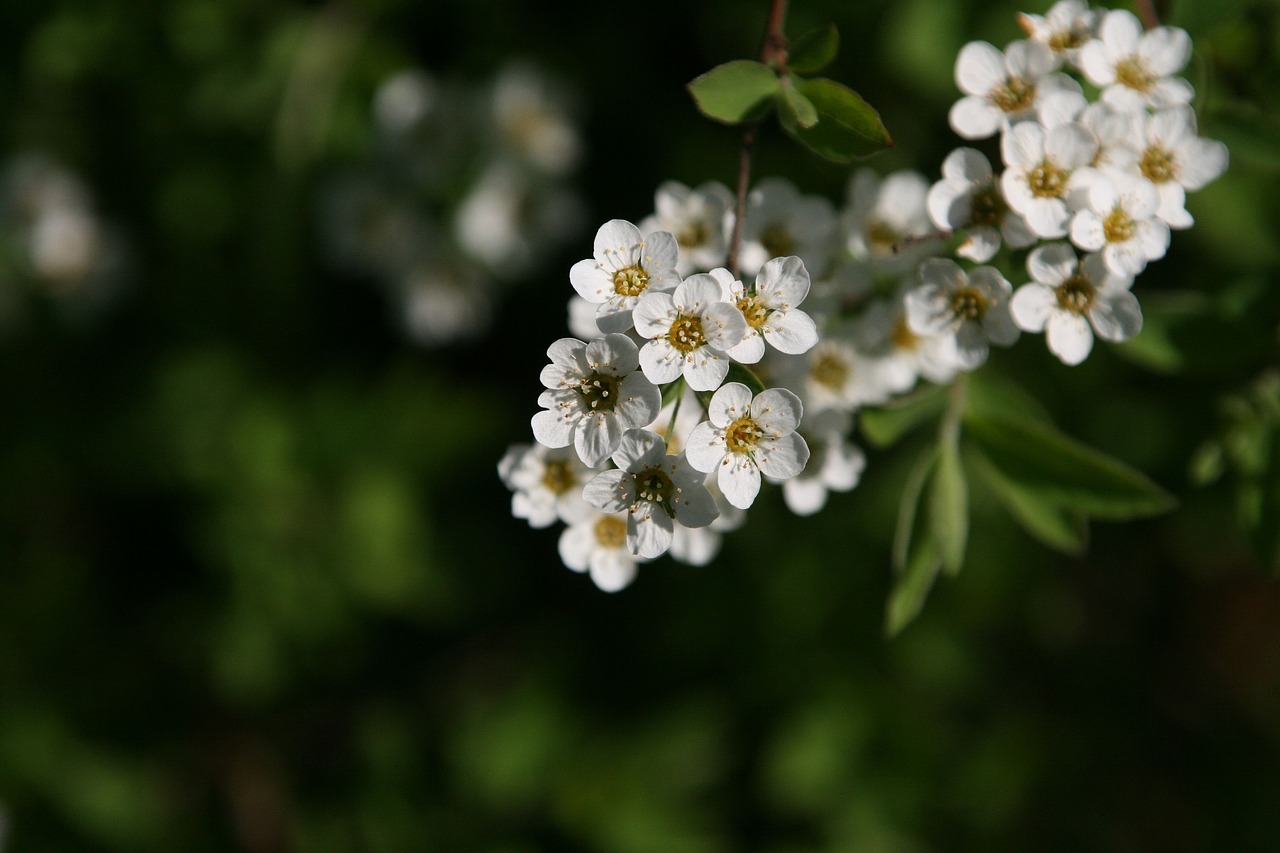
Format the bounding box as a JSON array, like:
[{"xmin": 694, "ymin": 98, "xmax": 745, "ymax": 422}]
[
  {"xmin": 593, "ymin": 219, "xmax": 643, "ymax": 259},
  {"xmin": 955, "ymin": 41, "xmax": 1008, "ymax": 95},
  {"xmin": 629, "ymin": 508, "xmax": 673, "ymax": 559},
  {"xmin": 756, "ymin": 432, "xmax": 810, "ymax": 480},
  {"xmin": 1027, "ymin": 242, "xmax": 1077, "ymax": 286},
  {"xmin": 1069, "ymin": 211, "xmax": 1106, "ymax": 251},
  {"xmin": 1179, "ymin": 138, "xmax": 1228, "ymax": 190},
  {"xmin": 531, "ymin": 408, "xmax": 574, "ymax": 448},
  {"xmin": 762, "ymin": 309, "xmax": 819, "ymax": 355},
  {"xmin": 949, "ymin": 97, "xmax": 1004, "ymax": 139},
  {"xmin": 752, "ymin": 387, "xmax": 803, "ymax": 434},
  {"xmin": 1090, "ymin": 289, "xmax": 1143, "ymax": 342},
  {"xmin": 639, "ymin": 340, "xmax": 683, "ymax": 386},
  {"xmin": 942, "ymin": 146, "xmax": 992, "ymax": 184},
  {"xmin": 783, "ymin": 476, "xmax": 828, "ymax": 516},
  {"xmin": 557, "ymin": 523, "xmax": 594, "ymax": 571},
  {"xmin": 582, "ymin": 469, "xmax": 631, "ymax": 513},
  {"xmin": 632, "ymin": 292, "xmax": 677, "ymax": 338},
  {"xmin": 682, "ymin": 348, "xmax": 730, "ymax": 392},
  {"xmin": 684, "ymin": 421, "xmax": 725, "ymax": 473},
  {"xmin": 613, "ymin": 428, "xmax": 665, "ymax": 471},
  {"xmin": 587, "ymin": 333, "xmax": 640, "ymax": 374},
  {"xmin": 1140, "ymin": 27, "xmax": 1191, "ymax": 76},
  {"xmin": 701, "ymin": 301, "xmax": 749, "ymax": 351},
  {"xmin": 708, "ymin": 382, "xmax": 754, "ymax": 427},
  {"xmin": 589, "ymin": 549, "xmax": 637, "ymax": 592},
  {"xmin": 718, "ymin": 459, "xmax": 762, "ymax": 510},
  {"xmin": 575, "ymin": 411, "xmax": 621, "ymax": 467},
  {"xmin": 756, "ymin": 256, "xmax": 811, "ymax": 307},
  {"xmin": 570, "ymin": 259, "xmax": 612, "ymax": 302},
  {"xmin": 725, "ymin": 330, "xmax": 766, "ymax": 364},
  {"xmin": 1009, "ymin": 283, "xmax": 1056, "ymax": 333},
  {"xmin": 1045, "ymin": 310, "xmax": 1094, "ymax": 364}
]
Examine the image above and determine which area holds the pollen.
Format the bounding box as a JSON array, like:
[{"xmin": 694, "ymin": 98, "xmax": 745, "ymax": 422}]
[
  {"xmin": 593, "ymin": 514, "xmax": 628, "ymax": 548},
  {"xmin": 724, "ymin": 415, "xmax": 764, "ymax": 454},
  {"xmin": 810, "ymin": 351, "xmax": 850, "ymax": 391},
  {"xmin": 1028, "ymin": 160, "xmax": 1069, "ymax": 198},
  {"xmin": 577, "ymin": 371, "xmax": 621, "ymax": 412},
  {"xmin": 613, "ymin": 264, "xmax": 650, "ymax": 296},
  {"xmin": 737, "ymin": 295, "xmax": 769, "ymax": 329},
  {"xmin": 1055, "ymin": 271, "xmax": 1096, "ymax": 314},
  {"xmin": 1115, "ymin": 56, "xmax": 1155, "ymax": 93},
  {"xmin": 970, "ymin": 184, "xmax": 1008, "ymax": 227},
  {"xmin": 541, "ymin": 459, "xmax": 577, "ymax": 495},
  {"xmin": 950, "ymin": 286, "xmax": 987, "ymax": 320},
  {"xmin": 990, "ymin": 76, "xmax": 1036, "ymax": 113},
  {"xmin": 635, "ymin": 467, "xmax": 675, "ymax": 504},
  {"xmin": 1140, "ymin": 145, "xmax": 1177, "ymax": 184},
  {"xmin": 1103, "ymin": 206, "xmax": 1135, "ymax": 244},
  {"xmin": 760, "ymin": 223, "xmax": 795, "ymax": 258},
  {"xmin": 667, "ymin": 314, "xmax": 708, "ymax": 353}
]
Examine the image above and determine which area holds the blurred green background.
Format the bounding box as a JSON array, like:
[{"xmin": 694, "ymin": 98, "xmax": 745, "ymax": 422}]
[{"xmin": 2, "ymin": 0, "xmax": 1280, "ymax": 850}]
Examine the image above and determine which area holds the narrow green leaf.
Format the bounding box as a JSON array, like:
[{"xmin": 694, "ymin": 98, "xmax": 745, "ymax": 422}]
[
  {"xmin": 886, "ymin": 533, "xmax": 942, "ymax": 637},
  {"xmin": 687, "ymin": 60, "xmax": 779, "ymax": 125},
  {"xmin": 930, "ymin": 431, "xmax": 968, "ymax": 576},
  {"xmin": 787, "ymin": 23, "xmax": 839, "ymax": 74},
  {"xmin": 966, "ymin": 443, "xmax": 1088, "ymax": 555},
  {"xmin": 778, "ymin": 83, "xmax": 818, "ymax": 128},
  {"xmin": 893, "ymin": 446, "xmax": 937, "ymax": 572},
  {"xmin": 779, "ymin": 77, "xmax": 893, "ymax": 162},
  {"xmin": 858, "ymin": 384, "xmax": 947, "ymax": 448},
  {"xmin": 965, "ymin": 412, "xmax": 1177, "ymax": 519}
]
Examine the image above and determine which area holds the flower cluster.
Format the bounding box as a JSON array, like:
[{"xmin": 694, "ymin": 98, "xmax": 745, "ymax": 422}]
[
  {"xmin": 322, "ymin": 62, "xmax": 585, "ymax": 346},
  {"xmin": 502, "ymin": 1, "xmax": 1227, "ymax": 590}
]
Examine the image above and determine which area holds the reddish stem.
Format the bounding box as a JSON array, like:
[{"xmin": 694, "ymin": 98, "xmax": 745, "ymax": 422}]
[{"xmin": 1134, "ymin": 0, "xmax": 1161, "ymax": 29}]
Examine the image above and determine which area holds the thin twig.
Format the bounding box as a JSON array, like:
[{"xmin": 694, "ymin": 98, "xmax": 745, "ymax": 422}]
[
  {"xmin": 1133, "ymin": 0, "xmax": 1161, "ymax": 29},
  {"xmin": 725, "ymin": 0, "xmax": 789, "ymax": 280}
]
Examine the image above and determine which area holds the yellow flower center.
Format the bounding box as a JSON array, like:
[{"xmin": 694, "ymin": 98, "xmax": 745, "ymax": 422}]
[
  {"xmin": 1115, "ymin": 56, "xmax": 1155, "ymax": 92},
  {"xmin": 1048, "ymin": 27, "xmax": 1090, "ymax": 53},
  {"xmin": 865, "ymin": 219, "xmax": 900, "ymax": 257},
  {"xmin": 990, "ymin": 77, "xmax": 1036, "ymax": 113},
  {"xmin": 760, "ymin": 224, "xmax": 795, "ymax": 258},
  {"xmin": 593, "ymin": 515, "xmax": 627, "ymax": 548},
  {"xmin": 677, "ymin": 221, "xmax": 710, "ymax": 249},
  {"xmin": 613, "ymin": 264, "xmax": 650, "ymax": 297},
  {"xmin": 811, "ymin": 351, "xmax": 849, "ymax": 391},
  {"xmin": 737, "ymin": 295, "xmax": 769, "ymax": 330},
  {"xmin": 667, "ymin": 315, "xmax": 707, "ymax": 353},
  {"xmin": 541, "ymin": 459, "xmax": 576, "ymax": 495},
  {"xmin": 724, "ymin": 415, "xmax": 764, "ymax": 454},
  {"xmin": 577, "ymin": 371, "xmax": 621, "ymax": 412},
  {"xmin": 950, "ymin": 286, "xmax": 987, "ymax": 320},
  {"xmin": 1055, "ymin": 272, "xmax": 1096, "ymax": 314},
  {"xmin": 1028, "ymin": 160, "xmax": 1070, "ymax": 198},
  {"xmin": 891, "ymin": 317, "xmax": 920, "ymax": 352},
  {"xmin": 635, "ymin": 467, "xmax": 675, "ymax": 504},
  {"xmin": 970, "ymin": 184, "xmax": 1008, "ymax": 227},
  {"xmin": 1140, "ymin": 145, "xmax": 1178, "ymax": 184},
  {"xmin": 1103, "ymin": 206, "xmax": 1135, "ymax": 244}
]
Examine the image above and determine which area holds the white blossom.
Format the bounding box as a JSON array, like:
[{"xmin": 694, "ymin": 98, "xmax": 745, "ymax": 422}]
[
  {"xmin": 906, "ymin": 259, "xmax": 1018, "ymax": 371},
  {"xmin": 558, "ymin": 509, "xmax": 646, "ymax": 592},
  {"xmin": 498, "ymin": 443, "xmax": 596, "ymax": 528},
  {"xmin": 721, "ymin": 256, "xmax": 819, "ymax": 364},
  {"xmin": 633, "ymin": 271, "xmax": 747, "ymax": 391},
  {"xmin": 949, "ymin": 39, "xmax": 1081, "ymax": 139},
  {"xmin": 1069, "ymin": 169, "xmax": 1170, "ymax": 276},
  {"xmin": 1077, "ymin": 10, "xmax": 1194, "ymax": 113},
  {"xmin": 1001, "ymin": 121, "xmax": 1099, "ymax": 238},
  {"xmin": 776, "ymin": 409, "xmax": 866, "ymax": 516},
  {"xmin": 570, "ymin": 219, "xmax": 680, "ymax": 333},
  {"xmin": 685, "ymin": 383, "xmax": 810, "ymax": 510},
  {"xmin": 736, "ymin": 177, "xmax": 837, "ymax": 279},
  {"xmin": 639, "ymin": 180, "xmax": 735, "ymax": 275},
  {"xmin": 581, "ymin": 429, "xmax": 718, "ymax": 559},
  {"xmin": 1010, "ymin": 244, "xmax": 1142, "ymax": 365},
  {"xmin": 1018, "ymin": 1, "xmax": 1100, "ymax": 64},
  {"xmin": 1123, "ymin": 107, "xmax": 1229, "ymax": 228},
  {"xmin": 927, "ymin": 147, "xmax": 1036, "ymax": 263},
  {"xmin": 531, "ymin": 333, "xmax": 662, "ymax": 467}
]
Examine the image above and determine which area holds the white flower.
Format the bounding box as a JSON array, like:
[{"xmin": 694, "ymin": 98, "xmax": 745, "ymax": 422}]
[
  {"xmin": 1018, "ymin": 1, "xmax": 1100, "ymax": 63},
  {"xmin": 770, "ymin": 333, "xmax": 896, "ymax": 415},
  {"xmin": 1077, "ymin": 10, "xmax": 1193, "ymax": 113},
  {"xmin": 776, "ymin": 409, "xmax": 866, "ymax": 516},
  {"xmin": 639, "ymin": 180, "xmax": 735, "ymax": 275},
  {"xmin": 906, "ymin": 259, "xmax": 1019, "ymax": 371},
  {"xmin": 1125, "ymin": 107, "xmax": 1229, "ymax": 228},
  {"xmin": 558, "ymin": 510, "xmax": 646, "ymax": 592},
  {"xmin": 570, "ymin": 219, "xmax": 680, "ymax": 333},
  {"xmin": 531, "ymin": 334, "xmax": 662, "ymax": 466},
  {"xmin": 1069, "ymin": 169, "xmax": 1170, "ymax": 276},
  {"xmin": 844, "ymin": 168, "xmax": 940, "ymax": 271},
  {"xmin": 927, "ymin": 147, "xmax": 1036, "ymax": 263},
  {"xmin": 1001, "ymin": 121, "xmax": 1099, "ymax": 238},
  {"xmin": 1010, "ymin": 244, "xmax": 1142, "ymax": 365},
  {"xmin": 736, "ymin": 177, "xmax": 837, "ymax": 279},
  {"xmin": 490, "ymin": 63, "xmax": 582, "ymax": 176},
  {"xmin": 1077, "ymin": 101, "xmax": 1142, "ymax": 172},
  {"xmin": 581, "ymin": 429, "xmax": 718, "ymax": 559},
  {"xmin": 949, "ymin": 39, "xmax": 1080, "ymax": 139},
  {"xmin": 853, "ymin": 292, "xmax": 960, "ymax": 390},
  {"xmin": 721, "ymin": 256, "xmax": 819, "ymax": 364},
  {"xmin": 685, "ymin": 383, "xmax": 810, "ymax": 510},
  {"xmin": 498, "ymin": 443, "xmax": 596, "ymax": 528},
  {"xmin": 633, "ymin": 272, "xmax": 747, "ymax": 391}
]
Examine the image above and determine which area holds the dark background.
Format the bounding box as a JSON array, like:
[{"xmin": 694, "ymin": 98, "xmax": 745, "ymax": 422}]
[{"xmin": 2, "ymin": 0, "xmax": 1280, "ymax": 850}]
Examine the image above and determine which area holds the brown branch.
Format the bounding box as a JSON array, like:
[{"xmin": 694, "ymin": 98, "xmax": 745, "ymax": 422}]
[
  {"xmin": 1134, "ymin": 0, "xmax": 1161, "ymax": 29},
  {"xmin": 725, "ymin": 0, "xmax": 789, "ymax": 280}
]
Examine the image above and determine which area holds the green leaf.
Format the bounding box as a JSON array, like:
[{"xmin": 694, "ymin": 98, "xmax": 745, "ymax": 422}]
[
  {"xmin": 859, "ymin": 384, "xmax": 947, "ymax": 448},
  {"xmin": 964, "ymin": 412, "xmax": 1177, "ymax": 519},
  {"xmin": 965, "ymin": 370, "xmax": 1052, "ymax": 425},
  {"xmin": 930, "ymin": 431, "xmax": 968, "ymax": 576},
  {"xmin": 687, "ymin": 60, "xmax": 779, "ymax": 125},
  {"xmin": 787, "ymin": 23, "xmax": 839, "ymax": 74},
  {"xmin": 966, "ymin": 444, "xmax": 1088, "ymax": 555},
  {"xmin": 885, "ymin": 533, "xmax": 941, "ymax": 637},
  {"xmin": 893, "ymin": 446, "xmax": 936, "ymax": 572},
  {"xmin": 778, "ymin": 83, "xmax": 818, "ymax": 128},
  {"xmin": 724, "ymin": 361, "xmax": 767, "ymax": 397},
  {"xmin": 779, "ymin": 77, "xmax": 893, "ymax": 162}
]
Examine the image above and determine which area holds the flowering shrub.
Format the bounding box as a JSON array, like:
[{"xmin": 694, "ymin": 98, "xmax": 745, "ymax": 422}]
[{"xmin": 502, "ymin": 0, "xmax": 1229, "ymax": 632}]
